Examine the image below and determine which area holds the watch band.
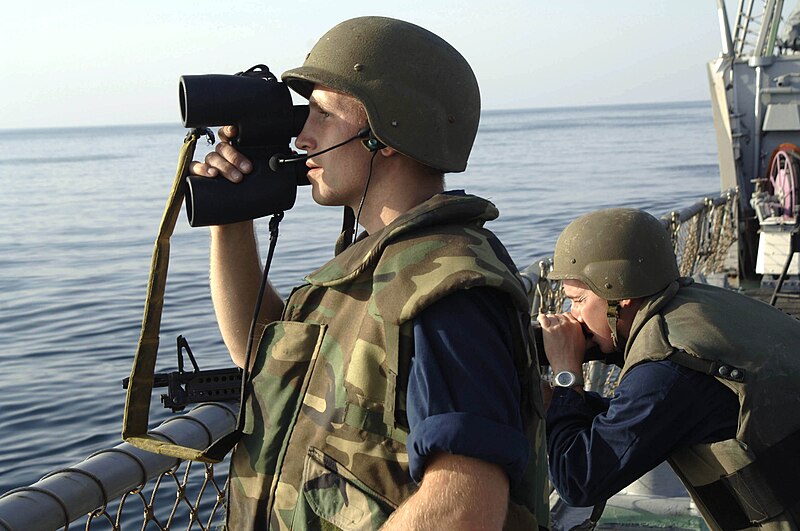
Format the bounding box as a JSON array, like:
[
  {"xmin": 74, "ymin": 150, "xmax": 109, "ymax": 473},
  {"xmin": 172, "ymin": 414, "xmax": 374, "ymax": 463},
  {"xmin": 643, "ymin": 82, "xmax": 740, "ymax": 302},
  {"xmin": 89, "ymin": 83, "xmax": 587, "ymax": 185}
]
[{"xmin": 553, "ymin": 370, "xmax": 584, "ymax": 388}]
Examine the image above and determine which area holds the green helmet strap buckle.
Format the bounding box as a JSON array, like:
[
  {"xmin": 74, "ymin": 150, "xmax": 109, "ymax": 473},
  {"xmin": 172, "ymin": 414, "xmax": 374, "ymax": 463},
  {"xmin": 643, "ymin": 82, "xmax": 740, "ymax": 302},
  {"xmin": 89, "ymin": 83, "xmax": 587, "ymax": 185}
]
[{"xmin": 607, "ymin": 301, "xmax": 621, "ymax": 350}]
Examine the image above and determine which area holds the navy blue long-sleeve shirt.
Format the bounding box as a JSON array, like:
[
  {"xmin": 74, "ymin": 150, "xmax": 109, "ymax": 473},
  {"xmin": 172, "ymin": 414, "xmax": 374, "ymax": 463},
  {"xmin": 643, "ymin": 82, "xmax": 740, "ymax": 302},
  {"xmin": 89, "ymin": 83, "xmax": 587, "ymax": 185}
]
[
  {"xmin": 547, "ymin": 358, "xmax": 739, "ymax": 506},
  {"xmin": 405, "ymin": 287, "xmax": 530, "ymax": 485}
]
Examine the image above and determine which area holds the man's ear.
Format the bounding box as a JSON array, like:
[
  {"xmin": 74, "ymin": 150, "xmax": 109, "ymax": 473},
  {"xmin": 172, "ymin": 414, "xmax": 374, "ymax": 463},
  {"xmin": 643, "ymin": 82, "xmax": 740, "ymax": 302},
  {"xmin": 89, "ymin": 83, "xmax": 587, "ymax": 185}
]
[
  {"xmin": 378, "ymin": 146, "xmax": 398, "ymax": 157},
  {"xmin": 619, "ymin": 298, "xmax": 644, "ymax": 315}
]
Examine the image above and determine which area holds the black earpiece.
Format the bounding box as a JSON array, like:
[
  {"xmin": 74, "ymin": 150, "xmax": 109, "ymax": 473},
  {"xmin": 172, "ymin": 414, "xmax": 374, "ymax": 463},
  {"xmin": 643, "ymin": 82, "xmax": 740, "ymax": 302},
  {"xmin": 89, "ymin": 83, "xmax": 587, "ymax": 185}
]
[{"xmin": 362, "ymin": 133, "xmax": 386, "ymax": 152}]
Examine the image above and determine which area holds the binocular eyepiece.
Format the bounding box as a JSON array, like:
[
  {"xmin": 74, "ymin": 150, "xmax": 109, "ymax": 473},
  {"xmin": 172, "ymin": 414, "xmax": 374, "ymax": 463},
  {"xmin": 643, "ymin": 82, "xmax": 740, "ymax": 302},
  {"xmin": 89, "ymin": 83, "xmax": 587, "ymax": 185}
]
[{"xmin": 179, "ymin": 65, "xmax": 309, "ymax": 226}]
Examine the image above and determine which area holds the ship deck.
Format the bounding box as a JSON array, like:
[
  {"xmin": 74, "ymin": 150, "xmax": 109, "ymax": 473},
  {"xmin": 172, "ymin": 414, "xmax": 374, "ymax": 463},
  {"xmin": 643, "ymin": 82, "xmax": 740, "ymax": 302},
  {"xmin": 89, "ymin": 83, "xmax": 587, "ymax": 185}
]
[
  {"xmin": 736, "ymin": 278, "xmax": 800, "ymax": 318},
  {"xmin": 747, "ymin": 289, "xmax": 800, "ymax": 316}
]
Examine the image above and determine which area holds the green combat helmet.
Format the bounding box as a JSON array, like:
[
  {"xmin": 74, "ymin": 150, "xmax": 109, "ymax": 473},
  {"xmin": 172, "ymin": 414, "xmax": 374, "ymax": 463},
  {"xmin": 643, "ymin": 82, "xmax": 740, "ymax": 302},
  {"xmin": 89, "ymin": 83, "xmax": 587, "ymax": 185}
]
[
  {"xmin": 549, "ymin": 208, "xmax": 680, "ymax": 348},
  {"xmin": 282, "ymin": 16, "xmax": 480, "ymax": 173},
  {"xmin": 549, "ymin": 207, "xmax": 679, "ymax": 300}
]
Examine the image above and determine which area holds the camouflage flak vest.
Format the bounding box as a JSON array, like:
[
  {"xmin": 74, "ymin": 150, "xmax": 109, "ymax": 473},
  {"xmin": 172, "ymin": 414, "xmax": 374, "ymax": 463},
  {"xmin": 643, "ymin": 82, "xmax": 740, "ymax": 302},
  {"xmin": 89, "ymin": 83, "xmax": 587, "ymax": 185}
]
[
  {"xmin": 622, "ymin": 278, "xmax": 800, "ymax": 530},
  {"xmin": 226, "ymin": 193, "xmax": 548, "ymax": 531}
]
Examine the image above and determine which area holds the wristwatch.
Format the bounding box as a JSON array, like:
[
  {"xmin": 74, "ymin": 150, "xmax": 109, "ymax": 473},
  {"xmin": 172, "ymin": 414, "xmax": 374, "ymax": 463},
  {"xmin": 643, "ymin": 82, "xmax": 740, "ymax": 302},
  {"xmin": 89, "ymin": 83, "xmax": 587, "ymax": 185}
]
[{"xmin": 553, "ymin": 370, "xmax": 584, "ymax": 388}]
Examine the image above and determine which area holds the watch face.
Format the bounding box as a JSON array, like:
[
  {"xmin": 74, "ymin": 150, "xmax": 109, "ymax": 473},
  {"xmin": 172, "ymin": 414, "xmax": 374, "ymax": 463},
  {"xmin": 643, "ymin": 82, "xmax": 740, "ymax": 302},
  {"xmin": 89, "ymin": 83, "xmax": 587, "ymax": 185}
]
[{"xmin": 555, "ymin": 371, "xmax": 577, "ymax": 387}]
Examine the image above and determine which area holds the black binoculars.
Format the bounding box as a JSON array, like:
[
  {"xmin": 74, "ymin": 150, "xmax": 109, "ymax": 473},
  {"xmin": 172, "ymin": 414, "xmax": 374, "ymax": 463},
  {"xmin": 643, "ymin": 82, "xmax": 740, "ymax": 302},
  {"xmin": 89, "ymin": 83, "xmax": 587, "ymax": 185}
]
[{"xmin": 179, "ymin": 65, "xmax": 310, "ymax": 226}]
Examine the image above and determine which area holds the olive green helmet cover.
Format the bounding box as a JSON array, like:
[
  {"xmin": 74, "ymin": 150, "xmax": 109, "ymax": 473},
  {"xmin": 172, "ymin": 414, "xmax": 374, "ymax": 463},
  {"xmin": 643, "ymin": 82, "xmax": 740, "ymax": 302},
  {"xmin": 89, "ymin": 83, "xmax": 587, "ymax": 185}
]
[
  {"xmin": 549, "ymin": 208, "xmax": 680, "ymax": 300},
  {"xmin": 281, "ymin": 16, "xmax": 480, "ymax": 173}
]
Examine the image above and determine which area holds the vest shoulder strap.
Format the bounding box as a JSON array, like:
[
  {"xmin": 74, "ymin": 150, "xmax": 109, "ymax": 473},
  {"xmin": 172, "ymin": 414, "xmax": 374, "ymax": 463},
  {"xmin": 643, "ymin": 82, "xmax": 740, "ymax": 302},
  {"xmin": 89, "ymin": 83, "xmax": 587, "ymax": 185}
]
[{"xmin": 667, "ymin": 350, "xmax": 746, "ymax": 383}]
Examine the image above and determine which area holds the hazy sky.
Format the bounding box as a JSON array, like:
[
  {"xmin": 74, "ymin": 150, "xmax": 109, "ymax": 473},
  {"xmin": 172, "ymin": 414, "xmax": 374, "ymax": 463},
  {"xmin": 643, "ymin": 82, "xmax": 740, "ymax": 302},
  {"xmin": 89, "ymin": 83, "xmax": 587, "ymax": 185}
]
[{"xmin": 2, "ymin": 1, "xmax": 734, "ymax": 130}]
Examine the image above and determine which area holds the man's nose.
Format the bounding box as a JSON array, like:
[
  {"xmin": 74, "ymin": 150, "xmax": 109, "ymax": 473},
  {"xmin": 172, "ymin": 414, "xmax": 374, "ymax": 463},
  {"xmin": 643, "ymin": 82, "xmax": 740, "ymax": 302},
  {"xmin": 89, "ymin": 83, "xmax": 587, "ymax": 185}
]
[{"xmin": 295, "ymin": 125, "xmax": 314, "ymax": 152}]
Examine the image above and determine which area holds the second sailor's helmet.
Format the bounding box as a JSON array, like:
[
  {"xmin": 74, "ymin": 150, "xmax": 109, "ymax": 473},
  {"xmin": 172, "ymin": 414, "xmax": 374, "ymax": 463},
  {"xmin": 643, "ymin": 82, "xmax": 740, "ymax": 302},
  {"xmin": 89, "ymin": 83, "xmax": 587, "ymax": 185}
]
[
  {"xmin": 281, "ymin": 16, "xmax": 480, "ymax": 173},
  {"xmin": 548, "ymin": 208, "xmax": 680, "ymax": 300}
]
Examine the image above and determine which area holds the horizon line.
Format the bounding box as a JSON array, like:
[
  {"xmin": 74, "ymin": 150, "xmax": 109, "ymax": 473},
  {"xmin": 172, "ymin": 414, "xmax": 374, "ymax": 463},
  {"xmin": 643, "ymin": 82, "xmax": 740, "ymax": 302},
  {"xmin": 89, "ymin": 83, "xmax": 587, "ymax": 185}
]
[{"xmin": 1, "ymin": 98, "xmax": 712, "ymax": 133}]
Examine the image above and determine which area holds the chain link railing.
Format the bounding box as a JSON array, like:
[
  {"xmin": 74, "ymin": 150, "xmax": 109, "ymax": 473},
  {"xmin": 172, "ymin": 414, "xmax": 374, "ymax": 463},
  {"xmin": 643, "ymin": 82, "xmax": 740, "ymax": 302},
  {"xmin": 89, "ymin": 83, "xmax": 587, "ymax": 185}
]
[
  {"xmin": 0, "ymin": 402, "xmax": 235, "ymax": 531},
  {"xmin": 668, "ymin": 188, "xmax": 739, "ymax": 279},
  {"xmin": 83, "ymin": 460, "xmax": 228, "ymax": 531}
]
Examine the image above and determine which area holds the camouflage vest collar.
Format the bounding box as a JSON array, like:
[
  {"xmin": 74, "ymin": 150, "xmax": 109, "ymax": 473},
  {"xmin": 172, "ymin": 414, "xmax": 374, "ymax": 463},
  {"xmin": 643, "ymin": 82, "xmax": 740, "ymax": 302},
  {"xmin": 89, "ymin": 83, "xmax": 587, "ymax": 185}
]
[{"xmin": 307, "ymin": 193, "xmax": 499, "ymax": 286}]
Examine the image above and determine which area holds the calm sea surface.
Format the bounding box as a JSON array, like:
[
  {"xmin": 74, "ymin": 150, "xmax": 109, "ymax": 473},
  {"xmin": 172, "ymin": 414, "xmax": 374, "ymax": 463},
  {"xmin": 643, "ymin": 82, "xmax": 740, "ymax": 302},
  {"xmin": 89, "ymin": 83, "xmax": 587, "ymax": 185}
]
[{"xmin": 0, "ymin": 101, "xmax": 719, "ymax": 494}]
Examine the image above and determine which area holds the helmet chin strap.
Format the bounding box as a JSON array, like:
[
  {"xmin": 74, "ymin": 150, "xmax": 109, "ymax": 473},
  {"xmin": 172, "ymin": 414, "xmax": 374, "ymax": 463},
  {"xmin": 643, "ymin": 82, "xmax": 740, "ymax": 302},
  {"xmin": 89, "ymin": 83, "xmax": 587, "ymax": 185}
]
[
  {"xmin": 606, "ymin": 300, "xmax": 621, "ymax": 351},
  {"xmin": 334, "ymin": 149, "xmax": 379, "ymax": 255}
]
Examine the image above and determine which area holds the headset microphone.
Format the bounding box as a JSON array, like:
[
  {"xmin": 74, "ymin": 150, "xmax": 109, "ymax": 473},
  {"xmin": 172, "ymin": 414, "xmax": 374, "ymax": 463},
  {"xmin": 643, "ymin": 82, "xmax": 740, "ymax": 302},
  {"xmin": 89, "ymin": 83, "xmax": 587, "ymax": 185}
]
[{"xmin": 269, "ymin": 127, "xmax": 374, "ymax": 171}]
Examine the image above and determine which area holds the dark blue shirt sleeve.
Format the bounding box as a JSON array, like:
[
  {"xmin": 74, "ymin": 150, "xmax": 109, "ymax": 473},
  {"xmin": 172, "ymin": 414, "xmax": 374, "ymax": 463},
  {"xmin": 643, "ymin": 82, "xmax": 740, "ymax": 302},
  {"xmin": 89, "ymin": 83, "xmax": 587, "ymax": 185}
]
[
  {"xmin": 547, "ymin": 358, "xmax": 739, "ymax": 506},
  {"xmin": 406, "ymin": 287, "xmax": 530, "ymax": 485}
]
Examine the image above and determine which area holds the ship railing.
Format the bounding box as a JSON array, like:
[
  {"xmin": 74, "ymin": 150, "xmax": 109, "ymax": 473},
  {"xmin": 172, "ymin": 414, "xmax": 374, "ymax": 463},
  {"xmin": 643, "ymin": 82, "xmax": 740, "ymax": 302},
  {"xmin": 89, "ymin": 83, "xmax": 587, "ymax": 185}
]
[
  {"xmin": 0, "ymin": 402, "xmax": 236, "ymax": 531},
  {"xmin": 668, "ymin": 188, "xmax": 739, "ymax": 279},
  {"xmin": 725, "ymin": 0, "xmax": 791, "ymax": 59},
  {"xmin": 731, "ymin": 0, "xmax": 764, "ymax": 57},
  {"xmin": 522, "ymin": 188, "xmax": 740, "ymax": 396}
]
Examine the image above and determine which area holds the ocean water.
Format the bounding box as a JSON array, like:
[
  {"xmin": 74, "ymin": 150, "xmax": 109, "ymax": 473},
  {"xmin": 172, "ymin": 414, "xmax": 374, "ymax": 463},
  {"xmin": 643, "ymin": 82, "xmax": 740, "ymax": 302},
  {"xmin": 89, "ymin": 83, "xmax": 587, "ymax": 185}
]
[{"xmin": 0, "ymin": 101, "xmax": 719, "ymax": 495}]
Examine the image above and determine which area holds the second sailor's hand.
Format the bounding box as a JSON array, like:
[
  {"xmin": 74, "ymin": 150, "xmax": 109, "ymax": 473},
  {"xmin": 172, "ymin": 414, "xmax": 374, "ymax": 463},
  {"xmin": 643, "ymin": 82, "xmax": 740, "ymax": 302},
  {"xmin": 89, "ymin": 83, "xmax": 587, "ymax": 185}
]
[
  {"xmin": 537, "ymin": 312, "xmax": 587, "ymax": 375},
  {"xmin": 189, "ymin": 125, "xmax": 252, "ymax": 183}
]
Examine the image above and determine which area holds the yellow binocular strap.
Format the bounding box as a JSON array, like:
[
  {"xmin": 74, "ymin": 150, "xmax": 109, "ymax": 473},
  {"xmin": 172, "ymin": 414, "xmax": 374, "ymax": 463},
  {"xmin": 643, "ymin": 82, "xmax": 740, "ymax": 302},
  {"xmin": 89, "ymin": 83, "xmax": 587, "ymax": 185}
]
[{"xmin": 122, "ymin": 129, "xmax": 232, "ymax": 463}]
